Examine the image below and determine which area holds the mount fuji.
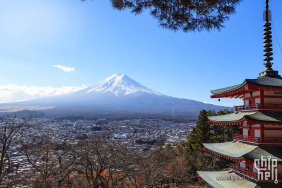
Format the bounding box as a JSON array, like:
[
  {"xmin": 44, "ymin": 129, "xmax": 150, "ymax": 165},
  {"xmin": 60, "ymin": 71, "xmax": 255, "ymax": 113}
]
[
  {"xmin": 1, "ymin": 74, "xmax": 230, "ymax": 118},
  {"xmin": 80, "ymin": 74, "xmax": 162, "ymax": 96}
]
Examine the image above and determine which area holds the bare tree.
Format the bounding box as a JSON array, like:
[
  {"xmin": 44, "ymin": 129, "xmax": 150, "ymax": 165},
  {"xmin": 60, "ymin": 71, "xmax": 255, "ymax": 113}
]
[
  {"xmin": 162, "ymin": 156, "xmax": 193, "ymax": 187},
  {"xmin": 75, "ymin": 138, "xmax": 138, "ymax": 188},
  {"xmin": 22, "ymin": 133, "xmax": 77, "ymax": 188},
  {"xmin": 0, "ymin": 115, "xmax": 32, "ymax": 186},
  {"xmin": 136, "ymin": 147, "xmax": 176, "ymax": 187}
]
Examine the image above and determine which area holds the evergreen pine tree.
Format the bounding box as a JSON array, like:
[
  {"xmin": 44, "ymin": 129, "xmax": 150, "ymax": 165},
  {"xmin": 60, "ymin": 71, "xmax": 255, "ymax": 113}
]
[
  {"xmin": 176, "ymin": 109, "xmax": 233, "ymax": 180},
  {"xmin": 111, "ymin": 0, "xmax": 241, "ymax": 32},
  {"xmin": 186, "ymin": 110, "xmax": 210, "ymax": 156},
  {"xmin": 210, "ymin": 109, "xmax": 240, "ymax": 142}
]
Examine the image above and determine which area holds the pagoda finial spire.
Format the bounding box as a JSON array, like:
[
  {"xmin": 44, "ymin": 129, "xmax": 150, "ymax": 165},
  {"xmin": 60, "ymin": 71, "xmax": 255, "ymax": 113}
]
[
  {"xmin": 259, "ymin": 0, "xmax": 280, "ymax": 77},
  {"xmin": 263, "ymin": 0, "xmax": 273, "ymax": 70}
]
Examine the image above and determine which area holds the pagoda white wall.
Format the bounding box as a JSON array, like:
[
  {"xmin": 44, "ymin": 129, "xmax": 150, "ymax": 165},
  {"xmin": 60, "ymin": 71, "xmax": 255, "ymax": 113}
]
[
  {"xmin": 253, "ymin": 91, "xmax": 260, "ymax": 96},
  {"xmin": 255, "ymin": 130, "xmax": 261, "ymax": 138},
  {"xmin": 243, "ymin": 128, "xmax": 248, "ymax": 136},
  {"xmin": 243, "ymin": 91, "xmax": 260, "ymax": 106},
  {"xmin": 245, "ymin": 93, "xmax": 251, "ymax": 98},
  {"xmin": 244, "ymin": 91, "xmax": 260, "ymax": 98},
  {"xmin": 240, "ymin": 162, "xmax": 246, "ymax": 168},
  {"xmin": 252, "ymin": 124, "xmax": 261, "ymax": 128},
  {"xmin": 255, "ymin": 98, "xmax": 261, "ymax": 104}
]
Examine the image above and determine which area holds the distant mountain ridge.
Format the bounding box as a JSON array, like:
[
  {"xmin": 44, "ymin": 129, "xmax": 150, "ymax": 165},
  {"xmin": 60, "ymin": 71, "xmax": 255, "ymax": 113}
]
[{"xmin": 0, "ymin": 74, "xmax": 231, "ymax": 118}]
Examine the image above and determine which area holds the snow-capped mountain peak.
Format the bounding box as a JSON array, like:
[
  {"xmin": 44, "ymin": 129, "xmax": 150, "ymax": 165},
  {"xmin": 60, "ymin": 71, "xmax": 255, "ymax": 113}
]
[
  {"xmin": 85, "ymin": 74, "xmax": 162, "ymax": 96},
  {"xmin": 2, "ymin": 74, "xmax": 231, "ymax": 118}
]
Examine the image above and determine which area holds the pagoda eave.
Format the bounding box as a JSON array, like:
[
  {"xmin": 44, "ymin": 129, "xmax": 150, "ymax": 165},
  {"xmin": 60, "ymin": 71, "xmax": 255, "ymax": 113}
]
[
  {"xmin": 208, "ymin": 120, "xmax": 243, "ymax": 125},
  {"xmin": 198, "ymin": 171, "xmax": 259, "ymax": 188},
  {"xmin": 203, "ymin": 147, "xmax": 243, "ymax": 161},
  {"xmin": 211, "ymin": 80, "xmax": 282, "ymax": 99},
  {"xmin": 202, "ymin": 142, "xmax": 259, "ymax": 160},
  {"xmin": 211, "ymin": 85, "xmax": 247, "ymax": 99},
  {"xmin": 208, "ymin": 111, "xmax": 282, "ymax": 125}
]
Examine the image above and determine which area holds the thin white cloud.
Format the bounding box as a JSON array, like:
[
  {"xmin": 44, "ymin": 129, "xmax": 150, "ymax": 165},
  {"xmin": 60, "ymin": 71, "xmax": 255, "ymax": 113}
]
[
  {"xmin": 204, "ymin": 102, "xmax": 232, "ymax": 107},
  {"xmin": 53, "ymin": 64, "xmax": 75, "ymax": 72},
  {"xmin": 0, "ymin": 84, "xmax": 87, "ymax": 103},
  {"xmin": 203, "ymin": 102, "xmax": 216, "ymax": 105}
]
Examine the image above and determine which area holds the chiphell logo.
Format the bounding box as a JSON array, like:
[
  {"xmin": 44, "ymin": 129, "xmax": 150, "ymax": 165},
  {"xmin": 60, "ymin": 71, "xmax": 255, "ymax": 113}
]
[{"xmin": 254, "ymin": 156, "xmax": 278, "ymax": 184}]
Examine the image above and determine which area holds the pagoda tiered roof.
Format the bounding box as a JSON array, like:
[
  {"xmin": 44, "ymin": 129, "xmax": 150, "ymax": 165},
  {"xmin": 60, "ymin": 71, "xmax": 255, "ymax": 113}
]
[
  {"xmin": 208, "ymin": 111, "xmax": 282, "ymax": 124},
  {"xmin": 245, "ymin": 145, "xmax": 282, "ymax": 162},
  {"xmin": 198, "ymin": 171, "xmax": 258, "ymax": 188},
  {"xmin": 198, "ymin": 1, "xmax": 282, "ymax": 187},
  {"xmin": 203, "ymin": 142, "xmax": 256, "ymax": 160},
  {"xmin": 203, "ymin": 142, "xmax": 282, "ymax": 162},
  {"xmin": 198, "ymin": 171, "xmax": 282, "ymax": 188},
  {"xmin": 211, "ymin": 76, "xmax": 282, "ymax": 98}
]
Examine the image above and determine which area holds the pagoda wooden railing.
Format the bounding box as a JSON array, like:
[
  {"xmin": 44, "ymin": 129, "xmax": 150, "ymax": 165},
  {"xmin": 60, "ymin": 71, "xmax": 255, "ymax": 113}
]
[
  {"xmin": 230, "ymin": 163, "xmax": 282, "ymax": 181},
  {"xmin": 234, "ymin": 134, "xmax": 282, "ymax": 144},
  {"xmin": 234, "ymin": 104, "xmax": 259, "ymax": 111},
  {"xmin": 235, "ymin": 104, "xmax": 282, "ymax": 111},
  {"xmin": 230, "ymin": 163, "xmax": 258, "ymax": 180},
  {"xmin": 233, "ymin": 134, "xmax": 260, "ymax": 144}
]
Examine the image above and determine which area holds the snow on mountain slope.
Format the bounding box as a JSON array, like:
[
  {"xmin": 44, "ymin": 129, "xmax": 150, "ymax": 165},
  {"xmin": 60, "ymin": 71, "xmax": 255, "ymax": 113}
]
[{"xmin": 84, "ymin": 74, "xmax": 162, "ymax": 96}]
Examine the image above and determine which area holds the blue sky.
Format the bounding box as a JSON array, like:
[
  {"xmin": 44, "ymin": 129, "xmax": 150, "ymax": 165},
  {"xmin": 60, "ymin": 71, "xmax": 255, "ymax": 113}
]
[{"xmin": 0, "ymin": 0, "xmax": 282, "ymax": 106}]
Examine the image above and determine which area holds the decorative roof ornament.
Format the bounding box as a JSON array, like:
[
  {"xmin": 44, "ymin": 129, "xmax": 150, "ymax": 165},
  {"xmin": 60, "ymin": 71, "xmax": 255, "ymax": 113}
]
[
  {"xmin": 263, "ymin": 0, "xmax": 273, "ymax": 69},
  {"xmin": 259, "ymin": 0, "xmax": 280, "ymax": 77}
]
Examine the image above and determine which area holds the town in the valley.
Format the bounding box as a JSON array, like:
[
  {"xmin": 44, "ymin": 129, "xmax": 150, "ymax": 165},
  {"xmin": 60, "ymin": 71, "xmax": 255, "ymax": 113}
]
[{"xmin": 3, "ymin": 117, "xmax": 195, "ymax": 184}]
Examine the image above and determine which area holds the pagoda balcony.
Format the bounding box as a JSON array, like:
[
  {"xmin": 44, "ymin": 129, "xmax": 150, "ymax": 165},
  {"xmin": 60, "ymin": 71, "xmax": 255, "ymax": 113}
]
[
  {"xmin": 229, "ymin": 163, "xmax": 258, "ymax": 181},
  {"xmin": 233, "ymin": 134, "xmax": 282, "ymax": 144},
  {"xmin": 230, "ymin": 163, "xmax": 282, "ymax": 182},
  {"xmin": 233, "ymin": 134, "xmax": 260, "ymax": 144},
  {"xmin": 234, "ymin": 104, "xmax": 282, "ymax": 112}
]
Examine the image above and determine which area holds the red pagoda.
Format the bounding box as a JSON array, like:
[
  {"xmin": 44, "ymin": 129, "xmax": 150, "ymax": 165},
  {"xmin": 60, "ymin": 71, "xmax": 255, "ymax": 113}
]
[{"xmin": 198, "ymin": 1, "xmax": 282, "ymax": 187}]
